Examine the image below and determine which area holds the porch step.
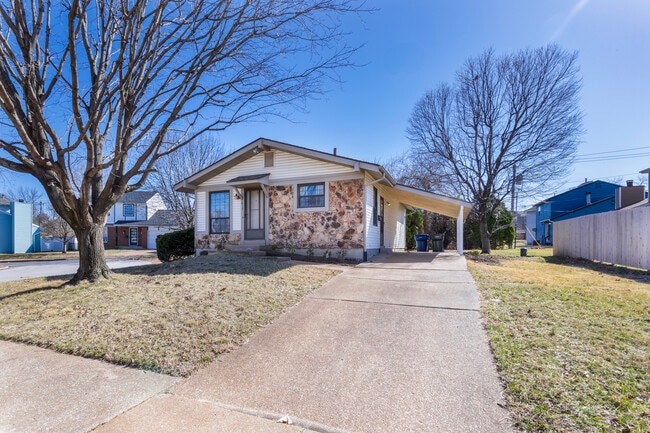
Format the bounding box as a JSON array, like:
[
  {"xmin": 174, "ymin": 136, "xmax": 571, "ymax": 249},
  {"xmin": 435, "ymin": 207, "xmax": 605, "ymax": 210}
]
[{"xmin": 228, "ymin": 247, "xmax": 266, "ymax": 256}]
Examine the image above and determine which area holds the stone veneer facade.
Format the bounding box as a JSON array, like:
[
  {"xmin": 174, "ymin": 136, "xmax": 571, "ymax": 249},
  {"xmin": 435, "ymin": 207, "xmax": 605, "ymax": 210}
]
[
  {"xmin": 196, "ymin": 233, "xmax": 242, "ymax": 250},
  {"xmin": 268, "ymin": 179, "xmax": 364, "ymax": 249}
]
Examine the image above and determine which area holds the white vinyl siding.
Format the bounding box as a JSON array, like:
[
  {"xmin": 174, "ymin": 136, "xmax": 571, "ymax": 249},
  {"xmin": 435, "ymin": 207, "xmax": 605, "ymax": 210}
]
[
  {"xmin": 196, "ymin": 191, "xmax": 207, "ymax": 232},
  {"xmin": 364, "ymin": 174, "xmax": 380, "ymax": 250},
  {"xmin": 200, "ymin": 150, "xmax": 357, "ymax": 186},
  {"xmin": 232, "ymin": 192, "xmax": 242, "ymax": 231},
  {"xmin": 364, "ymin": 176, "xmax": 407, "ymax": 252},
  {"xmin": 383, "ymin": 200, "xmax": 406, "ymax": 250}
]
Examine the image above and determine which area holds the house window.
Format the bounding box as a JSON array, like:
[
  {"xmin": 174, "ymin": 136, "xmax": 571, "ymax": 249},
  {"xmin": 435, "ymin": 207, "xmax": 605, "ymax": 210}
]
[
  {"xmin": 123, "ymin": 204, "xmax": 134, "ymax": 217},
  {"xmin": 298, "ymin": 183, "xmax": 325, "ymax": 208},
  {"xmin": 210, "ymin": 191, "xmax": 230, "ymax": 234},
  {"xmin": 373, "ymin": 187, "xmax": 378, "ymax": 226}
]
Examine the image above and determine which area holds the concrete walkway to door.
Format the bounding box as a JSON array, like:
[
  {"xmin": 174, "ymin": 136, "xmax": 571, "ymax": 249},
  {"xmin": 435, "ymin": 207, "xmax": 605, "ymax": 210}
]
[{"xmin": 97, "ymin": 252, "xmax": 513, "ymax": 433}]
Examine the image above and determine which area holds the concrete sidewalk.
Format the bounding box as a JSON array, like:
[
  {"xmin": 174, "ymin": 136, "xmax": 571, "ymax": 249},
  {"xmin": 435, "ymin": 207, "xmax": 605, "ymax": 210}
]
[
  {"xmin": 0, "ymin": 341, "xmax": 180, "ymax": 433},
  {"xmin": 98, "ymin": 252, "xmax": 513, "ymax": 432}
]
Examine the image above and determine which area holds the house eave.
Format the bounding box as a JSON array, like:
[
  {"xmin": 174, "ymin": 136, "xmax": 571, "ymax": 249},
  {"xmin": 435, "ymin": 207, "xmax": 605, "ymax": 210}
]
[{"xmin": 173, "ymin": 137, "xmax": 395, "ymax": 192}]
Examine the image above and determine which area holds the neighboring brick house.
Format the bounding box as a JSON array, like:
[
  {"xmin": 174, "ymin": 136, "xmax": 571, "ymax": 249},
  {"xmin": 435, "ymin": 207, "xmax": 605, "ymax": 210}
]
[
  {"xmin": 175, "ymin": 138, "xmax": 473, "ymax": 261},
  {"xmin": 104, "ymin": 191, "xmax": 178, "ymax": 249}
]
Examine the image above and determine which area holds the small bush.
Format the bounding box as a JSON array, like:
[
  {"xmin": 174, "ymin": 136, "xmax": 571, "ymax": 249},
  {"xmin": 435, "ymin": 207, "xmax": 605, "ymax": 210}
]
[{"xmin": 156, "ymin": 228, "xmax": 195, "ymax": 262}]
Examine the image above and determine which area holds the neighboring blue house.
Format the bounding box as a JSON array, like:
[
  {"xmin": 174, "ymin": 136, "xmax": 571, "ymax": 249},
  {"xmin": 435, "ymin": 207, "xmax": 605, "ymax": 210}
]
[
  {"xmin": 532, "ymin": 180, "xmax": 620, "ymax": 245},
  {"xmin": 0, "ymin": 198, "xmax": 41, "ymax": 254}
]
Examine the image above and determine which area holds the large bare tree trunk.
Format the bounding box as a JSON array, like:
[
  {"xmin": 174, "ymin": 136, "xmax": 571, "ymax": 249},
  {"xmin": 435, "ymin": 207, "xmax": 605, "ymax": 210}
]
[
  {"xmin": 479, "ymin": 213, "xmax": 492, "ymax": 254},
  {"xmin": 72, "ymin": 224, "xmax": 110, "ymax": 283}
]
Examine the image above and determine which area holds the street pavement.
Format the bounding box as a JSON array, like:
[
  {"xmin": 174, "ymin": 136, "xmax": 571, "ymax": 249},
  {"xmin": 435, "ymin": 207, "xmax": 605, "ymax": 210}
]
[{"xmin": 0, "ymin": 258, "xmax": 152, "ymax": 282}]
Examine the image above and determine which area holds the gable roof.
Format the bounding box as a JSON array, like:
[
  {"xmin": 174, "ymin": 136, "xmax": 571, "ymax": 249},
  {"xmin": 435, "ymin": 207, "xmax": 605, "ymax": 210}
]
[
  {"xmin": 118, "ymin": 191, "xmax": 158, "ymax": 203},
  {"xmin": 534, "ymin": 180, "xmax": 621, "ymax": 207},
  {"xmin": 175, "ymin": 138, "xmax": 394, "ymax": 192},
  {"xmin": 112, "ymin": 210, "xmax": 179, "ymax": 227},
  {"xmin": 175, "ymin": 138, "xmax": 473, "ymax": 219},
  {"xmin": 146, "ymin": 210, "xmax": 178, "ymax": 227}
]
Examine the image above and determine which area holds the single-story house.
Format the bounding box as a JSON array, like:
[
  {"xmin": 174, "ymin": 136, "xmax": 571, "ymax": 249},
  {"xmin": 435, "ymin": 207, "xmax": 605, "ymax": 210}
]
[
  {"xmin": 175, "ymin": 138, "xmax": 473, "ymax": 260},
  {"xmin": 104, "ymin": 191, "xmax": 179, "ymax": 249}
]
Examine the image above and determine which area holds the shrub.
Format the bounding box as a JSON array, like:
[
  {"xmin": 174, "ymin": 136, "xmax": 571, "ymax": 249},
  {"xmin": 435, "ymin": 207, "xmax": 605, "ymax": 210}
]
[
  {"xmin": 405, "ymin": 208, "xmax": 423, "ymax": 250},
  {"xmin": 464, "ymin": 204, "xmax": 515, "ymax": 249},
  {"xmin": 156, "ymin": 228, "xmax": 195, "ymax": 262}
]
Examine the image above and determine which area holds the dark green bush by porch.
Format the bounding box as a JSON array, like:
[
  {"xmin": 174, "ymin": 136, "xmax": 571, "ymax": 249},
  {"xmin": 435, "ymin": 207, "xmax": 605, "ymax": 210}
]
[
  {"xmin": 405, "ymin": 209, "xmax": 424, "ymax": 250},
  {"xmin": 156, "ymin": 228, "xmax": 195, "ymax": 262}
]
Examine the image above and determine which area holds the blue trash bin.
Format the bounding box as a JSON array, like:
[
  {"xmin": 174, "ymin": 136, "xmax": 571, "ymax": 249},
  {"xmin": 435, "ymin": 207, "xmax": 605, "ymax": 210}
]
[{"xmin": 414, "ymin": 234, "xmax": 429, "ymax": 252}]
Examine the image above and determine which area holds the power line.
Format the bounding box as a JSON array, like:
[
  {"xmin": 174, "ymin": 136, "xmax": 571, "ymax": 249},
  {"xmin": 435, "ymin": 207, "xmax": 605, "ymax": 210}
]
[
  {"xmin": 577, "ymin": 145, "xmax": 650, "ymax": 158},
  {"xmin": 575, "ymin": 152, "xmax": 650, "ymax": 163}
]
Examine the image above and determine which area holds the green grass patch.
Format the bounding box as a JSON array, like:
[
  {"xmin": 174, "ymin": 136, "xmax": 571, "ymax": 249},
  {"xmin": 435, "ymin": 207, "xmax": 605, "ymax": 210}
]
[
  {"xmin": 468, "ymin": 254, "xmax": 650, "ymax": 432},
  {"xmin": 0, "ymin": 254, "xmax": 340, "ymax": 376}
]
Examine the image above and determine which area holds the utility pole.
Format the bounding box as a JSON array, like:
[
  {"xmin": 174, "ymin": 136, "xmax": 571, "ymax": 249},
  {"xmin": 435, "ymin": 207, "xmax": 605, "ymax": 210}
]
[{"xmin": 511, "ymin": 165, "xmax": 516, "ymax": 212}]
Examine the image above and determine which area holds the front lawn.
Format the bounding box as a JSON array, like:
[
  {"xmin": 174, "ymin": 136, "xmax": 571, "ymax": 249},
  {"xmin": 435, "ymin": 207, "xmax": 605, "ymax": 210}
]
[
  {"xmin": 0, "ymin": 254, "xmax": 340, "ymax": 376},
  {"xmin": 468, "ymin": 253, "xmax": 649, "ymax": 432}
]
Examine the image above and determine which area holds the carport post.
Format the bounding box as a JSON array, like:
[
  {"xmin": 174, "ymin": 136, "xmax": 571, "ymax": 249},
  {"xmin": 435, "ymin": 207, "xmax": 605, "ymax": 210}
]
[{"xmin": 457, "ymin": 205, "xmax": 464, "ymax": 255}]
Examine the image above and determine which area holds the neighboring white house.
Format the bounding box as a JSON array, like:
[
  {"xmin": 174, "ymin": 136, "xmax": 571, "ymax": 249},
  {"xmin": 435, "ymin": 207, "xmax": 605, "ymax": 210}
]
[
  {"xmin": 104, "ymin": 191, "xmax": 178, "ymax": 249},
  {"xmin": 175, "ymin": 138, "xmax": 473, "ymax": 261}
]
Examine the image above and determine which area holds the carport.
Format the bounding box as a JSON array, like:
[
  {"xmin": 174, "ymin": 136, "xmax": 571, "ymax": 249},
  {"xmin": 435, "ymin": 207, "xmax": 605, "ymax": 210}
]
[{"xmin": 391, "ymin": 184, "xmax": 473, "ymax": 254}]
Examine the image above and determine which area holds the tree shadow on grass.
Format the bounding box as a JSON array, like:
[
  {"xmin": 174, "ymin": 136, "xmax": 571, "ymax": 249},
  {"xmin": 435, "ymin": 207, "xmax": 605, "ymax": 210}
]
[
  {"xmin": 113, "ymin": 253, "xmax": 301, "ymax": 279},
  {"xmin": 0, "ymin": 282, "xmax": 68, "ymax": 301},
  {"xmin": 544, "ymin": 255, "xmax": 650, "ymax": 284}
]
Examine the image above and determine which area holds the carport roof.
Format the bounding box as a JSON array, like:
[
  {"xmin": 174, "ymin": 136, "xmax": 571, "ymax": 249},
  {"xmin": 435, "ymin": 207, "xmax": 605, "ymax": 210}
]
[{"xmin": 392, "ymin": 184, "xmax": 473, "ymax": 220}]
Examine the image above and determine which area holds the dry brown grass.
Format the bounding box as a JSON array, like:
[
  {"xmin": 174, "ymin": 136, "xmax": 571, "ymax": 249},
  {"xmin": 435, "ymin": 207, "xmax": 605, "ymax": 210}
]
[
  {"xmin": 0, "ymin": 253, "xmax": 340, "ymax": 376},
  {"xmin": 468, "ymin": 253, "xmax": 650, "ymax": 433}
]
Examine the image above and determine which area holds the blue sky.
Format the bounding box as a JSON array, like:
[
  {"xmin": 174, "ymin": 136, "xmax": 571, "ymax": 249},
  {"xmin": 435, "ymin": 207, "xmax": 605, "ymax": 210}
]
[
  {"xmin": 219, "ymin": 0, "xmax": 650, "ymax": 207},
  {"xmin": 3, "ymin": 0, "xmax": 650, "ymax": 210}
]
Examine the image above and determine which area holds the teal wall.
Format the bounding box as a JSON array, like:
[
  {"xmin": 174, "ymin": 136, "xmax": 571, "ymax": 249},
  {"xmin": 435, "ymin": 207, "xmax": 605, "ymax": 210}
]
[
  {"xmin": 12, "ymin": 202, "xmax": 34, "ymax": 253},
  {"xmin": 0, "ymin": 210, "xmax": 11, "ymax": 253},
  {"xmin": 0, "ymin": 202, "xmax": 41, "ymax": 253}
]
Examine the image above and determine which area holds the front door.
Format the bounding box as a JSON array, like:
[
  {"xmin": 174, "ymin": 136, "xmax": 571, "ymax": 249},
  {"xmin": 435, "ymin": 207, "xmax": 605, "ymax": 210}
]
[
  {"xmin": 244, "ymin": 188, "xmax": 265, "ymax": 240},
  {"xmin": 129, "ymin": 228, "xmax": 138, "ymax": 246},
  {"xmin": 380, "ymin": 197, "xmax": 385, "ymax": 247}
]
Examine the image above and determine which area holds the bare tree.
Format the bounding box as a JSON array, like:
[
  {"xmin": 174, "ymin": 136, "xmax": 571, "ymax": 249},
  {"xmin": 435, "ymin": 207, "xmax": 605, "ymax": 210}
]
[
  {"xmin": 3, "ymin": 184, "xmax": 49, "ymax": 225},
  {"xmin": 4, "ymin": 185, "xmax": 43, "ymax": 204},
  {"xmin": 383, "ymin": 153, "xmax": 446, "ymax": 192},
  {"xmin": 42, "ymin": 210, "xmax": 74, "ymax": 254},
  {"xmin": 0, "ymin": 0, "xmax": 363, "ymax": 282},
  {"xmin": 147, "ymin": 135, "xmax": 225, "ymax": 229},
  {"xmin": 407, "ymin": 45, "xmax": 582, "ymax": 253}
]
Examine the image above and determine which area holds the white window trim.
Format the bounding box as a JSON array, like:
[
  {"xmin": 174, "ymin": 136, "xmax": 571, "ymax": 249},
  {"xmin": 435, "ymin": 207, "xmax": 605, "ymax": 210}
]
[
  {"xmin": 123, "ymin": 203, "xmax": 135, "ymax": 217},
  {"xmin": 293, "ymin": 181, "xmax": 329, "ymax": 212},
  {"xmin": 209, "ymin": 190, "xmax": 231, "ymax": 234}
]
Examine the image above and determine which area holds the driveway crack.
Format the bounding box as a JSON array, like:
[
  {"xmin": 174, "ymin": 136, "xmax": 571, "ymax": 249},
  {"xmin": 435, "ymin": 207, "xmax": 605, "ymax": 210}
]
[{"xmin": 308, "ymin": 296, "xmax": 480, "ymax": 312}]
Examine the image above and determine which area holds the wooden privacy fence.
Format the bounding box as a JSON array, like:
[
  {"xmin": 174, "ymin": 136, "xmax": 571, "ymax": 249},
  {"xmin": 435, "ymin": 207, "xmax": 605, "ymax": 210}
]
[{"xmin": 554, "ymin": 206, "xmax": 650, "ymax": 270}]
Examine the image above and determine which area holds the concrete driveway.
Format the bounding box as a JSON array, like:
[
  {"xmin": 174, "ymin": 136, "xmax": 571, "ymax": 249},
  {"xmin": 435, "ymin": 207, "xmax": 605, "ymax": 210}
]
[{"xmin": 97, "ymin": 252, "xmax": 514, "ymax": 433}]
